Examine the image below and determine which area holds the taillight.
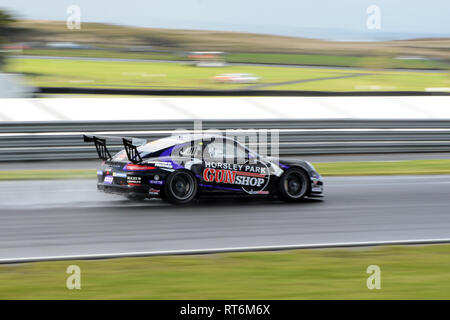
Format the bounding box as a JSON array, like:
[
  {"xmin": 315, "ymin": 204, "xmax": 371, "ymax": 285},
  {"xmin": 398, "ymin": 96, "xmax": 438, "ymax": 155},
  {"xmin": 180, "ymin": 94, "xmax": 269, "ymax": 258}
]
[{"xmin": 123, "ymin": 164, "xmax": 156, "ymax": 171}]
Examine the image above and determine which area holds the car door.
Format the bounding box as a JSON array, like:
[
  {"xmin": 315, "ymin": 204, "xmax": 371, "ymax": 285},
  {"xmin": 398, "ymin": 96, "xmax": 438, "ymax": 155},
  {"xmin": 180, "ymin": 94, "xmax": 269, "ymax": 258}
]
[
  {"xmin": 200, "ymin": 138, "xmax": 244, "ymax": 193},
  {"xmin": 201, "ymin": 138, "xmax": 271, "ymax": 194}
]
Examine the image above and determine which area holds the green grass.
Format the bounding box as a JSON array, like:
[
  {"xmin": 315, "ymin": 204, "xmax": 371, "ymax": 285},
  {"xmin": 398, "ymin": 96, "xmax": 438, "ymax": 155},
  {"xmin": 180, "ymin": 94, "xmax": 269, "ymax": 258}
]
[
  {"xmin": 6, "ymin": 58, "xmax": 449, "ymax": 92},
  {"xmin": 269, "ymin": 71, "xmax": 450, "ymax": 91},
  {"xmin": 20, "ymin": 50, "xmax": 450, "ymax": 70},
  {"xmin": 314, "ymin": 159, "xmax": 450, "ymax": 176},
  {"xmin": 0, "ymin": 169, "xmax": 96, "ymax": 180},
  {"xmin": 1, "ymin": 244, "xmax": 450, "ymax": 299},
  {"xmin": 227, "ymin": 52, "xmax": 450, "ymax": 70},
  {"xmin": 4, "ymin": 58, "xmax": 338, "ymax": 90},
  {"xmin": 21, "ymin": 49, "xmax": 185, "ymax": 61},
  {"xmin": 1, "ymin": 160, "xmax": 449, "ymax": 181}
]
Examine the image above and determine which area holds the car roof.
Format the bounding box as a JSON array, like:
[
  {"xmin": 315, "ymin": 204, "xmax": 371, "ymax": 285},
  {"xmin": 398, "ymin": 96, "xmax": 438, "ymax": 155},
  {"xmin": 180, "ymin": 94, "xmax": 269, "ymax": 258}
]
[{"xmin": 139, "ymin": 133, "xmax": 232, "ymax": 153}]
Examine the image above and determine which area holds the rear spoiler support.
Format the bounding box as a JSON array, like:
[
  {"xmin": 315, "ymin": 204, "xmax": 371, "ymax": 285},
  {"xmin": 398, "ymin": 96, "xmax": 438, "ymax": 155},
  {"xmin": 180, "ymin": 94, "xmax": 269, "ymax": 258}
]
[
  {"xmin": 122, "ymin": 138, "xmax": 143, "ymax": 164},
  {"xmin": 83, "ymin": 135, "xmax": 111, "ymax": 161},
  {"xmin": 83, "ymin": 134, "xmax": 146, "ymax": 163}
]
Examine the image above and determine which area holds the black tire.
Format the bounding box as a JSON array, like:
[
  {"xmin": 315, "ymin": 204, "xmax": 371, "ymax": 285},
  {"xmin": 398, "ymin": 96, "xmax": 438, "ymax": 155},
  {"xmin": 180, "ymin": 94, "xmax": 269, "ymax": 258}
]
[
  {"xmin": 164, "ymin": 170, "xmax": 198, "ymax": 205},
  {"xmin": 278, "ymin": 168, "xmax": 310, "ymax": 202}
]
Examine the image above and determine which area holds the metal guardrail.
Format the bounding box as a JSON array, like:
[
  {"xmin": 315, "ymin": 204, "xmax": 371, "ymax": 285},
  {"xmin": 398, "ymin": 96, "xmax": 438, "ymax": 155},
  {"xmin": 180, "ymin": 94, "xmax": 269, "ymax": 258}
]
[
  {"xmin": 0, "ymin": 119, "xmax": 449, "ymax": 161},
  {"xmin": 3, "ymin": 119, "xmax": 450, "ymax": 133},
  {"xmin": 2, "ymin": 238, "xmax": 450, "ymax": 264},
  {"xmin": 38, "ymin": 87, "xmax": 450, "ymax": 96}
]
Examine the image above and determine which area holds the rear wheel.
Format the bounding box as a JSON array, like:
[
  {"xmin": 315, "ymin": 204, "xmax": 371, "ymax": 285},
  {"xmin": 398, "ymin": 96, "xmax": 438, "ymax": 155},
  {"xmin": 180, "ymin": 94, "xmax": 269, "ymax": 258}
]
[
  {"xmin": 278, "ymin": 168, "xmax": 310, "ymax": 202},
  {"xmin": 164, "ymin": 170, "xmax": 198, "ymax": 205}
]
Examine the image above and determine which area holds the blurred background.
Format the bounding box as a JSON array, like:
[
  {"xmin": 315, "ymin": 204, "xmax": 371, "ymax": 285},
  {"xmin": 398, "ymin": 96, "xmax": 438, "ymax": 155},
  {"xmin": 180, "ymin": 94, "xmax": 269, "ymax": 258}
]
[
  {"xmin": 0, "ymin": 0, "xmax": 449, "ymax": 97},
  {"xmin": 0, "ymin": 0, "xmax": 450, "ymax": 300}
]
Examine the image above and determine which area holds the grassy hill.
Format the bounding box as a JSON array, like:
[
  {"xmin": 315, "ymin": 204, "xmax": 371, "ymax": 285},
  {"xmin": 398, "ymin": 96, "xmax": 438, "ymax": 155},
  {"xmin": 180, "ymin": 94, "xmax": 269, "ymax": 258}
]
[
  {"xmin": 5, "ymin": 20, "xmax": 449, "ymax": 92},
  {"xmin": 10, "ymin": 20, "xmax": 450, "ymax": 60}
]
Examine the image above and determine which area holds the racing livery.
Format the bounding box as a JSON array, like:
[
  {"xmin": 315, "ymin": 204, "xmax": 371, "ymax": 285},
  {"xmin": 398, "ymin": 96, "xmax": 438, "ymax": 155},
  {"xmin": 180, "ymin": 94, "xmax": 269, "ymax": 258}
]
[{"xmin": 84, "ymin": 134, "xmax": 324, "ymax": 204}]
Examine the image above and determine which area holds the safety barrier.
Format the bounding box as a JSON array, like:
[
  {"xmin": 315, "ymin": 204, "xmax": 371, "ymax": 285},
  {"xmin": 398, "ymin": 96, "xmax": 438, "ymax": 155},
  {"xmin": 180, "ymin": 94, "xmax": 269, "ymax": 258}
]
[{"xmin": 1, "ymin": 119, "xmax": 449, "ymax": 161}]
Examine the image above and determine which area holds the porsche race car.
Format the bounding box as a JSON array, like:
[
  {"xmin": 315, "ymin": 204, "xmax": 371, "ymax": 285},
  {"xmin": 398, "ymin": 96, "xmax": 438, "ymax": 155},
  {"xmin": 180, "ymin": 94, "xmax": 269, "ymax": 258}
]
[{"xmin": 83, "ymin": 134, "xmax": 324, "ymax": 204}]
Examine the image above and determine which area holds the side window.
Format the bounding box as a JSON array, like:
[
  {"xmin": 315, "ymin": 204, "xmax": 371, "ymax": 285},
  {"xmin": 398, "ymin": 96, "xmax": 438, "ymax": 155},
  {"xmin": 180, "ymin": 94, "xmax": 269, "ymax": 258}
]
[
  {"xmin": 180, "ymin": 145, "xmax": 195, "ymax": 156},
  {"xmin": 204, "ymin": 140, "xmax": 242, "ymax": 161},
  {"xmin": 205, "ymin": 142, "xmax": 225, "ymax": 159},
  {"xmin": 235, "ymin": 143, "xmax": 246, "ymax": 161},
  {"xmin": 180, "ymin": 144, "xmax": 202, "ymax": 158}
]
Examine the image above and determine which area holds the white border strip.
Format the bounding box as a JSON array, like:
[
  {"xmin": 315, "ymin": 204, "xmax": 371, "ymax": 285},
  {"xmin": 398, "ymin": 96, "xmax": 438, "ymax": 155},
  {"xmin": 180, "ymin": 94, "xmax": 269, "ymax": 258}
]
[{"xmin": 1, "ymin": 238, "xmax": 450, "ymax": 264}]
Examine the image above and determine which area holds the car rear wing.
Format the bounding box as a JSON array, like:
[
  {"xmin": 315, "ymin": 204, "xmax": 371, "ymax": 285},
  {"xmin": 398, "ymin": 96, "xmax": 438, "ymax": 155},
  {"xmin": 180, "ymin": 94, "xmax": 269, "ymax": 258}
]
[{"xmin": 83, "ymin": 135, "xmax": 147, "ymax": 164}]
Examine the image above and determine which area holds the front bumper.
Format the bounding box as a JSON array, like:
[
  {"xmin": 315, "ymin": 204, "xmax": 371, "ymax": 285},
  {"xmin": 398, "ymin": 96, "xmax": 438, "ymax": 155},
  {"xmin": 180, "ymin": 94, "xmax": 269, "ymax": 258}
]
[{"xmin": 309, "ymin": 176, "xmax": 324, "ymax": 198}]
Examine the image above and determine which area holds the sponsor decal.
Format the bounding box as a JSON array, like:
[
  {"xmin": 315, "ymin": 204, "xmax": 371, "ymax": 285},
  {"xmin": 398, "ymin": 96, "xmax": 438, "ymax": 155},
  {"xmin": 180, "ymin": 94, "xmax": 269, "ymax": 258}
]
[
  {"xmin": 247, "ymin": 190, "xmax": 270, "ymax": 195},
  {"xmin": 149, "ymin": 180, "xmax": 164, "ymax": 185},
  {"xmin": 203, "ymin": 169, "xmax": 237, "ymax": 184},
  {"xmin": 97, "ymin": 170, "xmax": 103, "ymax": 176},
  {"xmin": 104, "ymin": 175, "xmax": 114, "ymax": 184},
  {"xmin": 127, "ymin": 176, "xmax": 142, "ymax": 186},
  {"xmin": 149, "ymin": 188, "xmax": 160, "ymax": 195},
  {"xmin": 202, "ymin": 160, "xmax": 270, "ymax": 194},
  {"xmin": 312, "ymin": 186, "xmax": 322, "ymax": 192},
  {"xmin": 204, "ymin": 161, "xmax": 268, "ymax": 174},
  {"xmin": 153, "ymin": 161, "xmax": 173, "ymax": 169},
  {"xmin": 112, "ymin": 172, "xmax": 127, "ymax": 178}
]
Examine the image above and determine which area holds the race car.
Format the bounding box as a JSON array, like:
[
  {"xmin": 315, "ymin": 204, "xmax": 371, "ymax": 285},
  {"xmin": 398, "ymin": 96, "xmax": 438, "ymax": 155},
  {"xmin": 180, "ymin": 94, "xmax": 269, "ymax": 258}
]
[
  {"xmin": 213, "ymin": 73, "xmax": 261, "ymax": 84},
  {"xmin": 83, "ymin": 134, "xmax": 323, "ymax": 204}
]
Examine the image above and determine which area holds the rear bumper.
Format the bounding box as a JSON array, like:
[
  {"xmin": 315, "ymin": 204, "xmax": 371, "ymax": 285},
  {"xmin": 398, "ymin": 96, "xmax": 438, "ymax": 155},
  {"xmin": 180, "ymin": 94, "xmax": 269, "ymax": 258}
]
[{"xmin": 97, "ymin": 182, "xmax": 152, "ymax": 198}]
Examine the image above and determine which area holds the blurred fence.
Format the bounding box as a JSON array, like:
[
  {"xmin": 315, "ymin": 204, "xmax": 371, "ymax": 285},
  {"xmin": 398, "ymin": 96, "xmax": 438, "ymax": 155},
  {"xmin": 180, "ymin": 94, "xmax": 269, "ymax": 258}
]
[{"xmin": 1, "ymin": 119, "xmax": 450, "ymax": 161}]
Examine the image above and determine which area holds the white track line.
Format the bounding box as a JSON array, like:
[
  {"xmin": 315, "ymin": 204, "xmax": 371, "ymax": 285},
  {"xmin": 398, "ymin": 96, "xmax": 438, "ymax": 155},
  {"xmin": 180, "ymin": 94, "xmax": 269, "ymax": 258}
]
[{"xmin": 1, "ymin": 238, "xmax": 450, "ymax": 264}]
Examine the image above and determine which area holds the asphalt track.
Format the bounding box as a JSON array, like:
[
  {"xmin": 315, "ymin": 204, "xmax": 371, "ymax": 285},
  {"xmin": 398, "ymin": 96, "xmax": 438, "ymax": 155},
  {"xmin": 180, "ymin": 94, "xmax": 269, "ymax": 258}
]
[{"xmin": 1, "ymin": 175, "xmax": 450, "ymax": 261}]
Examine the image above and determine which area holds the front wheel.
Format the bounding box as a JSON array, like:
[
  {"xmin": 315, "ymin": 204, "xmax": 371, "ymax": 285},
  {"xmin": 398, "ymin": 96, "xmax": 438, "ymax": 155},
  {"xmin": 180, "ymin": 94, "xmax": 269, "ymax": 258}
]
[
  {"xmin": 164, "ymin": 170, "xmax": 198, "ymax": 205},
  {"xmin": 278, "ymin": 168, "xmax": 310, "ymax": 202}
]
